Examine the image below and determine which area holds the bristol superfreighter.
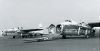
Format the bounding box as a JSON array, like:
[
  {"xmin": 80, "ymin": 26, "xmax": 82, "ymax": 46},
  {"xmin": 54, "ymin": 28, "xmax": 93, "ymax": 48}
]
[
  {"xmin": 2, "ymin": 27, "xmax": 43, "ymax": 38},
  {"xmin": 56, "ymin": 20, "xmax": 95, "ymax": 39}
]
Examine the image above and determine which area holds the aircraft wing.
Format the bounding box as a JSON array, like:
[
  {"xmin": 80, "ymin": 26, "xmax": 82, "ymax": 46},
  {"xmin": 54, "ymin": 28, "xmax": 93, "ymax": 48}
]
[
  {"xmin": 23, "ymin": 34, "xmax": 62, "ymax": 42},
  {"xmin": 88, "ymin": 22, "xmax": 100, "ymax": 28},
  {"xmin": 20, "ymin": 29, "xmax": 43, "ymax": 33}
]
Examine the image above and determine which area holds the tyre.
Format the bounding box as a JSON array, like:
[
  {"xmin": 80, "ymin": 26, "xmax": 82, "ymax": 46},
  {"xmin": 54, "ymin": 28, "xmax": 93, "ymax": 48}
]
[
  {"xmin": 84, "ymin": 35, "xmax": 89, "ymax": 39},
  {"xmin": 13, "ymin": 36, "xmax": 16, "ymax": 38},
  {"xmin": 22, "ymin": 36, "xmax": 25, "ymax": 38},
  {"xmin": 62, "ymin": 35, "xmax": 66, "ymax": 39},
  {"xmin": 29, "ymin": 34, "xmax": 33, "ymax": 38}
]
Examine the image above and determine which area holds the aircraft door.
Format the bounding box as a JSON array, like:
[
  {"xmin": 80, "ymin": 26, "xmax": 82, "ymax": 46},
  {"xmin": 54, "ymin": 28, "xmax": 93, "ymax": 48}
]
[{"xmin": 56, "ymin": 24, "xmax": 62, "ymax": 34}]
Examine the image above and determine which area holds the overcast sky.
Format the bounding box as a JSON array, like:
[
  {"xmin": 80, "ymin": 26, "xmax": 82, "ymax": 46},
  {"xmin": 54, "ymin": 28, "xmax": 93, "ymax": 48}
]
[{"xmin": 0, "ymin": 0, "xmax": 100, "ymax": 30}]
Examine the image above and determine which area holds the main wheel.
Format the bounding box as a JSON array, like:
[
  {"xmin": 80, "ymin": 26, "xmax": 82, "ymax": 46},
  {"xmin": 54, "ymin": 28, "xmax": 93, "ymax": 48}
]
[
  {"xmin": 83, "ymin": 35, "xmax": 89, "ymax": 39},
  {"xmin": 62, "ymin": 35, "xmax": 66, "ymax": 39},
  {"xmin": 13, "ymin": 36, "xmax": 16, "ymax": 38},
  {"xmin": 86, "ymin": 35, "xmax": 89, "ymax": 38},
  {"xmin": 28, "ymin": 34, "xmax": 33, "ymax": 38}
]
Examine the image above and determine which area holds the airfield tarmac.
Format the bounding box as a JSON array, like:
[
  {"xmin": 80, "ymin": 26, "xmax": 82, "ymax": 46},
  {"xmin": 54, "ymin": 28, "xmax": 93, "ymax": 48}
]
[{"xmin": 0, "ymin": 37, "xmax": 99, "ymax": 51}]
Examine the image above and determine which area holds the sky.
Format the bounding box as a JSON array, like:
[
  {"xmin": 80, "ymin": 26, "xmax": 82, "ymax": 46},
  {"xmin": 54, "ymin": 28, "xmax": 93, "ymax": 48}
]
[{"xmin": 0, "ymin": 0, "xmax": 100, "ymax": 31}]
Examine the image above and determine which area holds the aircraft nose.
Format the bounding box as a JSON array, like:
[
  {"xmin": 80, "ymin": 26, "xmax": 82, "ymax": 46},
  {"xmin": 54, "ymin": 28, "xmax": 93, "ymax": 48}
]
[{"xmin": 2, "ymin": 33, "xmax": 7, "ymax": 36}]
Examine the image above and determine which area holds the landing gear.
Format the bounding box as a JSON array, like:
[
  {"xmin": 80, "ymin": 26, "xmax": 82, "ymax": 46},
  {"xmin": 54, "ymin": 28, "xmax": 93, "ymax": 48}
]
[
  {"xmin": 62, "ymin": 35, "xmax": 66, "ymax": 39},
  {"xmin": 13, "ymin": 36, "xmax": 16, "ymax": 38},
  {"xmin": 28, "ymin": 34, "xmax": 33, "ymax": 38},
  {"xmin": 84, "ymin": 30, "xmax": 90, "ymax": 39},
  {"xmin": 85, "ymin": 35, "xmax": 89, "ymax": 38}
]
